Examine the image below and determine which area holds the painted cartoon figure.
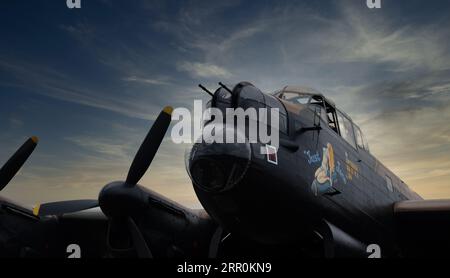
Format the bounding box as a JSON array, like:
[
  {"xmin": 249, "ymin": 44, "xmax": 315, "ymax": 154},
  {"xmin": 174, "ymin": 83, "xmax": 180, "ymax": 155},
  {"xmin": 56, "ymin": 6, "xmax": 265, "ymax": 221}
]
[{"xmin": 311, "ymin": 143, "xmax": 337, "ymax": 196}]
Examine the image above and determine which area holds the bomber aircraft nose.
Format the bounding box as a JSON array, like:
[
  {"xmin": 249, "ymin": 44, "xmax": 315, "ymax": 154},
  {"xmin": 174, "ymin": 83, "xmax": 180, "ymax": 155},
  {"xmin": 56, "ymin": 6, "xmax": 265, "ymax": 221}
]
[{"xmin": 185, "ymin": 124, "xmax": 252, "ymax": 193}]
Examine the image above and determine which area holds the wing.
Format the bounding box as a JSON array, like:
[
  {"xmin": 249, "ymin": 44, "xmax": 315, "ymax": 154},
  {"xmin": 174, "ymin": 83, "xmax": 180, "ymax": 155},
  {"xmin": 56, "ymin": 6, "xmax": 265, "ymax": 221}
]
[
  {"xmin": 394, "ymin": 199, "xmax": 450, "ymax": 257},
  {"xmin": 0, "ymin": 196, "xmax": 49, "ymax": 257},
  {"xmin": 1, "ymin": 194, "xmax": 222, "ymax": 258},
  {"xmin": 0, "ymin": 196, "xmax": 109, "ymax": 258}
]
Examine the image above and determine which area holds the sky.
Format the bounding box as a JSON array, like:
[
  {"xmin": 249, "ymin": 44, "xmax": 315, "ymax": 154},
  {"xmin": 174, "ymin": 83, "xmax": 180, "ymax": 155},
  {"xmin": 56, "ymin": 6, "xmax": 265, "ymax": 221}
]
[{"xmin": 1, "ymin": 0, "xmax": 450, "ymax": 209}]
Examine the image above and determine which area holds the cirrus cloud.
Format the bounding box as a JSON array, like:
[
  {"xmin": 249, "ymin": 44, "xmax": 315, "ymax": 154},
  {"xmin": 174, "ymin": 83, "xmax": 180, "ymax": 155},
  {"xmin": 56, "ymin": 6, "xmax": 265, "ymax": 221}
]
[{"xmin": 176, "ymin": 61, "xmax": 232, "ymax": 79}]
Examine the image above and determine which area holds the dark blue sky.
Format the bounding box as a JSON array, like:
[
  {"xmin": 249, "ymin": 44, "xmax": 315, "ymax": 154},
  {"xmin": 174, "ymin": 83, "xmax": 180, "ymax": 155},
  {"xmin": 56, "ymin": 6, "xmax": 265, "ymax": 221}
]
[{"xmin": 1, "ymin": 0, "xmax": 450, "ymax": 207}]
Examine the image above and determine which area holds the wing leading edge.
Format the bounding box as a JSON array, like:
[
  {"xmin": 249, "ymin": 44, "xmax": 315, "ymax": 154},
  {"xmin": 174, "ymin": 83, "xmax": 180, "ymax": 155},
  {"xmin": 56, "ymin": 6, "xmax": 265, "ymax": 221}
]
[{"xmin": 394, "ymin": 199, "xmax": 450, "ymax": 257}]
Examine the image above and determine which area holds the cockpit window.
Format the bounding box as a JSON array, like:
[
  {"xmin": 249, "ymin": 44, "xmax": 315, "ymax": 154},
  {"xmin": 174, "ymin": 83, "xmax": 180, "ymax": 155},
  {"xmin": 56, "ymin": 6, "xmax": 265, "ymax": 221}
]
[
  {"xmin": 353, "ymin": 124, "xmax": 369, "ymax": 152},
  {"xmin": 308, "ymin": 95, "xmax": 328, "ymax": 124},
  {"xmin": 364, "ymin": 137, "xmax": 370, "ymax": 151},
  {"xmin": 324, "ymin": 102, "xmax": 338, "ymax": 133},
  {"xmin": 354, "ymin": 125, "xmax": 364, "ymax": 150},
  {"xmin": 310, "ymin": 104, "xmax": 328, "ymax": 123},
  {"xmin": 337, "ymin": 111, "xmax": 357, "ymax": 149},
  {"xmin": 280, "ymin": 92, "xmax": 311, "ymax": 105}
]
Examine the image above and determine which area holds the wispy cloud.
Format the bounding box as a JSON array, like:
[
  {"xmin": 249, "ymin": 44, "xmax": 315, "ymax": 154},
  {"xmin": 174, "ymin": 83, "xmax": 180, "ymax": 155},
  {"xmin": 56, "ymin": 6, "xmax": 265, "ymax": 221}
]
[
  {"xmin": 0, "ymin": 58, "xmax": 166, "ymax": 120},
  {"xmin": 323, "ymin": 3, "xmax": 450, "ymax": 72},
  {"xmin": 9, "ymin": 117, "xmax": 23, "ymax": 128},
  {"xmin": 64, "ymin": 136, "xmax": 133, "ymax": 160},
  {"xmin": 123, "ymin": 76, "xmax": 171, "ymax": 85},
  {"xmin": 176, "ymin": 61, "xmax": 232, "ymax": 79}
]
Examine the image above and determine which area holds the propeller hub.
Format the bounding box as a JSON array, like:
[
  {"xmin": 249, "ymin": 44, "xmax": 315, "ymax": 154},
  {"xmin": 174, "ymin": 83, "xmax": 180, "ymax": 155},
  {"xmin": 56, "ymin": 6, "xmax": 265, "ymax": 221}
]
[{"xmin": 99, "ymin": 182, "xmax": 147, "ymax": 218}]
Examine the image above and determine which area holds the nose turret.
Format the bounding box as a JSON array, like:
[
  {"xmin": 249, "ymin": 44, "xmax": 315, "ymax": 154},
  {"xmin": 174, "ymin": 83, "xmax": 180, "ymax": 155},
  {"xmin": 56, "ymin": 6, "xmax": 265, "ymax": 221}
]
[{"xmin": 185, "ymin": 124, "xmax": 252, "ymax": 193}]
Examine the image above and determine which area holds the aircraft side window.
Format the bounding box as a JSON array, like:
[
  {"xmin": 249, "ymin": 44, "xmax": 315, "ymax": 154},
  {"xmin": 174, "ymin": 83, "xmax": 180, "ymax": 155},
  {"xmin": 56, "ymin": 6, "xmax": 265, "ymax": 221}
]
[
  {"xmin": 354, "ymin": 125, "xmax": 370, "ymax": 152},
  {"xmin": 308, "ymin": 104, "xmax": 328, "ymax": 124},
  {"xmin": 310, "ymin": 95, "xmax": 324, "ymax": 106},
  {"xmin": 308, "ymin": 96, "xmax": 328, "ymax": 124},
  {"xmin": 319, "ymin": 107, "xmax": 328, "ymax": 123},
  {"xmin": 280, "ymin": 92, "xmax": 311, "ymax": 105},
  {"xmin": 329, "ymin": 118, "xmax": 338, "ymax": 132},
  {"xmin": 354, "ymin": 125, "xmax": 365, "ymax": 150},
  {"xmin": 385, "ymin": 176, "xmax": 394, "ymax": 192},
  {"xmin": 363, "ymin": 133, "xmax": 370, "ymax": 152},
  {"xmin": 336, "ymin": 111, "xmax": 357, "ymax": 149},
  {"xmin": 326, "ymin": 107, "xmax": 338, "ymax": 133}
]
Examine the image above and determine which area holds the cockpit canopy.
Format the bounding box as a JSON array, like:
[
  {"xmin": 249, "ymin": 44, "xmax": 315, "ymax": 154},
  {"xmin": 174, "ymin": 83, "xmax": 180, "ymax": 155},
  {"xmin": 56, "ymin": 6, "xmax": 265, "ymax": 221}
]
[{"xmin": 273, "ymin": 86, "xmax": 370, "ymax": 152}]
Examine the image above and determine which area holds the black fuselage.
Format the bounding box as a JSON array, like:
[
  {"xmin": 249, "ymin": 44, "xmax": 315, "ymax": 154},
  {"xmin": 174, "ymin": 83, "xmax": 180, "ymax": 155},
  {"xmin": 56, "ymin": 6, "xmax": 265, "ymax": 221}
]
[{"xmin": 189, "ymin": 83, "xmax": 422, "ymax": 257}]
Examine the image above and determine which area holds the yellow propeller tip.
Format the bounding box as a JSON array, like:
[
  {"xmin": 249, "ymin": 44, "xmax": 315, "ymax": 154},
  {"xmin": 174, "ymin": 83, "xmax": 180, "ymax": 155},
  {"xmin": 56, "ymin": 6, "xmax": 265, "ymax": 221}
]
[
  {"xmin": 31, "ymin": 136, "xmax": 39, "ymax": 144},
  {"xmin": 163, "ymin": 106, "xmax": 174, "ymax": 115},
  {"xmin": 32, "ymin": 204, "xmax": 40, "ymax": 216}
]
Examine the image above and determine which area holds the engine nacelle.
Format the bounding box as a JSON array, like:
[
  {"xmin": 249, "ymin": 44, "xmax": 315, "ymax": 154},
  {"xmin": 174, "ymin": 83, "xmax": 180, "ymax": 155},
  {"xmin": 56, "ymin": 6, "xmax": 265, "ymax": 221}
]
[{"xmin": 318, "ymin": 220, "xmax": 369, "ymax": 258}]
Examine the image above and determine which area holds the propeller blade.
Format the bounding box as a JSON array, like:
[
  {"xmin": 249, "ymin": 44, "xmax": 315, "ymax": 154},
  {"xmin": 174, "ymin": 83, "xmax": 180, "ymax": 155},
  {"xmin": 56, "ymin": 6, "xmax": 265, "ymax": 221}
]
[
  {"xmin": 33, "ymin": 199, "xmax": 99, "ymax": 217},
  {"xmin": 0, "ymin": 137, "xmax": 38, "ymax": 191},
  {"xmin": 126, "ymin": 106, "xmax": 173, "ymax": 185}
]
